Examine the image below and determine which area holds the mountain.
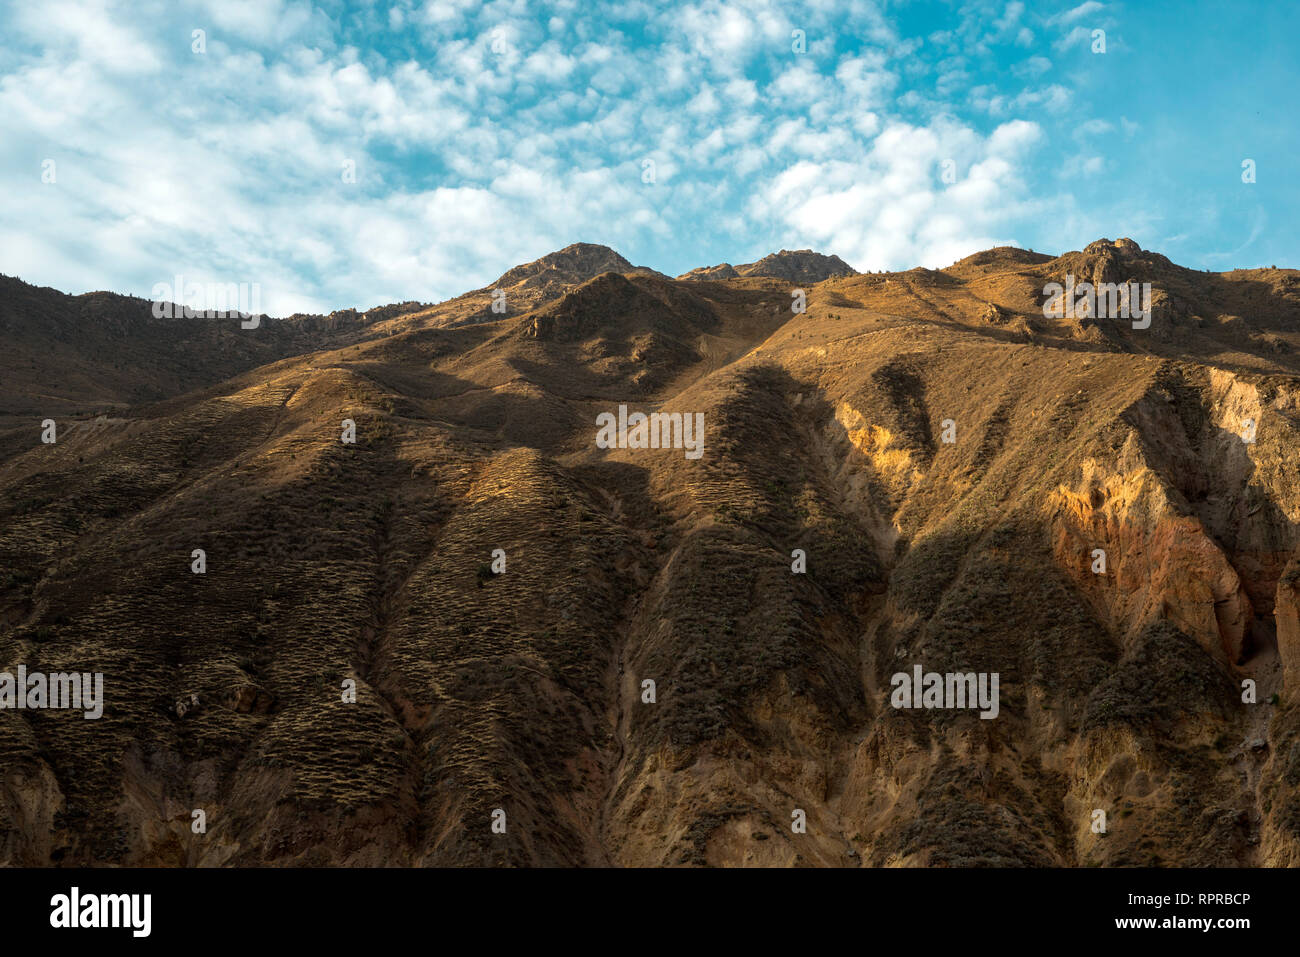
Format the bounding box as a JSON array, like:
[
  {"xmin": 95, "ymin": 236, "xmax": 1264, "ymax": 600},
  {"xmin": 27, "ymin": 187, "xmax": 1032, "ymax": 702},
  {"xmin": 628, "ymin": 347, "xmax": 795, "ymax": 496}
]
[
  {"xmin": 490, "ymin": 241, "xmax": 647, "ymax": 290},
  {"xmin": 2, "ymin": 239, "xmax": 1299, "ymax": 866},
  {"xmin": 0, "ymin": 273, "xmax": 425, "ymax": 418},
  {"xmin": 678, "ymin": 248, "xmax": 857, "ymax": 283}
]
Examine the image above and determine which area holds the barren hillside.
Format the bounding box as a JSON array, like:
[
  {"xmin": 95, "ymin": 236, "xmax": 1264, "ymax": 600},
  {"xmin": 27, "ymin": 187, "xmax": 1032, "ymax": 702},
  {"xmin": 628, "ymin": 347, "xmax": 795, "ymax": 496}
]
[{"xmin": 2, "ymin": 238, "xmax": 1299, "ymax": 866}]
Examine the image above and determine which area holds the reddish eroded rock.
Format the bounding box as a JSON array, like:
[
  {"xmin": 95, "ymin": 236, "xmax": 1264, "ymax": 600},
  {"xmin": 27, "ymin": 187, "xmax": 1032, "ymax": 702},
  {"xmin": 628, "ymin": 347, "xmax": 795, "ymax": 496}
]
[
  {"xmin": 1049, "ymin": 458, "xmax": 1253, "ymax": 665},
  {"xmin": 1277, "ymin": 557, "xmax": 1300, "ymax": 703}
]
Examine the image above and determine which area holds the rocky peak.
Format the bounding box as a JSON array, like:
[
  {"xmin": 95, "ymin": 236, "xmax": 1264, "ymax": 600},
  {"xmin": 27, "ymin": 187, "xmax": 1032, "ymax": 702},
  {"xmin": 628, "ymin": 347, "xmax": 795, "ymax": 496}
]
[
  {"xmin": 676, "ymin": 263, "xmax": 740, "ymax": 281},
  {"xmin": 1058, "ymin": 237, "xmax": 1176, "ymax": 289},
  {"xmin": 491, "ymin": 242, "xmax": 637, "ymax": 291},
  {"xmin": 679, "ymin": 249, "xmax": 857, "ymax": 283},
  {"xmin": 739, "ymin": 249, "xmax": 858, "ymax": 283},
  {"xmin": 1084, "ymin": 237, "xmax": 1143, "ymax": 257}
]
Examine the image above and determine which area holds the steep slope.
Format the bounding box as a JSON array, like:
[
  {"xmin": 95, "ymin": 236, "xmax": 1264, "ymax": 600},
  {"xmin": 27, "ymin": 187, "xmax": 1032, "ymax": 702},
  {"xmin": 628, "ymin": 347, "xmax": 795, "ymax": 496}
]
[{"xmin": 1, "ymin": 240, "xmax": 1299, "ymax": 867}]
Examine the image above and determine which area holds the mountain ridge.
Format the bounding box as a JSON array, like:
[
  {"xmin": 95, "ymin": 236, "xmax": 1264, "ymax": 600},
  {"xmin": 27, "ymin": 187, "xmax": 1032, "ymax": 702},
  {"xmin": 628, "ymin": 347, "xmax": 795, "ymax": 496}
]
[{"xmin": 2, "ymin": 237, "xmax": 1299, "ymax": 867}]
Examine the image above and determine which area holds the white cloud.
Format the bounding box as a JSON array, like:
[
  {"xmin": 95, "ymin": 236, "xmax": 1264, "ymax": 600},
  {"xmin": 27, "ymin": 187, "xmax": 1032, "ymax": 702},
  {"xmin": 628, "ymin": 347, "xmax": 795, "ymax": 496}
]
[
  {"xmin": 0, "ymin": 0, "xmax": 1106, "ymax": 309},
  {"xmin": 1063, "ymin": 155, "xmax": 1105, "ymax": 177},
  {"xmin": 1049, "ymin": 1, "xmax": 1105, "ymax": 26},
  {"xmin": 1013, "ymin": 55, "xmax": 1052, "ymax": 78},
  {"xmin": 14, "ymin": 0, "xmax": 162, "ymax": 74},
  {"xmin": 750, "ymin": 118, "xmax": 1046, "ymax": 271}
]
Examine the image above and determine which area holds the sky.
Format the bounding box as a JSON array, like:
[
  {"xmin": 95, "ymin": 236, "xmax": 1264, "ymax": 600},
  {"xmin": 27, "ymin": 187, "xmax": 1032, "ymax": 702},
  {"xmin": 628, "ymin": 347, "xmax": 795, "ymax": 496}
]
[{"xmin": 1, "ymin": 0, "xmax": 1297, "ymax": 316}]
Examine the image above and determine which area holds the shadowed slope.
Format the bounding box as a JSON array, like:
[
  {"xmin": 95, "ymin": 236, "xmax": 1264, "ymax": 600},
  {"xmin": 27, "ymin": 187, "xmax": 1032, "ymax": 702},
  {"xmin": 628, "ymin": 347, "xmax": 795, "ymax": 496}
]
[{"xmin": 2, "ymin": 239, "xmax": 1299, "ymax": 866}]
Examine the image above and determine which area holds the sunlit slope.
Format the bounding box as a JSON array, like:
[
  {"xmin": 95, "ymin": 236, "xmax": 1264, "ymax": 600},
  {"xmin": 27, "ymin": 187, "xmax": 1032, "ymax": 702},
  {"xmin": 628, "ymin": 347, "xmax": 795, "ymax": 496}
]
[{"xmin": 2, "ymin": 239, "xmax": 1298, "ymax": 866}]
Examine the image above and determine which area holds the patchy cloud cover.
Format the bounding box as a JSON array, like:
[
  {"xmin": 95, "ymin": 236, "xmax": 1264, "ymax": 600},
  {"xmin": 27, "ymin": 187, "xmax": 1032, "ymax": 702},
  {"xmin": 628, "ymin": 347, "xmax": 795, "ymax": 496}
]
[{"xmin": 1, "ymin": 0, "xmax": 1296, "ymax": 314}]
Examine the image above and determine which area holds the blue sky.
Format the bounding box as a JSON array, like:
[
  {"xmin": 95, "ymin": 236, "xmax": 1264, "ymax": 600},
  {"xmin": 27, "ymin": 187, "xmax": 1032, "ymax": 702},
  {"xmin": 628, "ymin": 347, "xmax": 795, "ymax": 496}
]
[{"xmin": 1, "ymin": 0, "xmax": 1296, "ymax": 315}]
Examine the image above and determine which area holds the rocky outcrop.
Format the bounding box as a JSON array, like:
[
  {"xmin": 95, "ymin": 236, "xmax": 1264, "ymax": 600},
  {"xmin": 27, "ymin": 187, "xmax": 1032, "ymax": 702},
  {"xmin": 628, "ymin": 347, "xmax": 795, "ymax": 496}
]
[
  {"xmin": 679, "ymin": 250, "xmax": 857, "ymax": 284},
  {"xmin": 738, "ymin": 249, "xmax": 857, "ymax": 283},
  {"xmin": 1049, "ymin": 451, "xmax": 1254, "ymax": 664},
  {"xmin": 677, "ymin": 263, "xmax": 739, "ymax": 281},
  {"xmin": 491, "ymin": 242, "xmax": 639, "ymax": 290},
  {"xmin": 1278, "ymin": 558, "xmax": 1300, "ymax": 703}
]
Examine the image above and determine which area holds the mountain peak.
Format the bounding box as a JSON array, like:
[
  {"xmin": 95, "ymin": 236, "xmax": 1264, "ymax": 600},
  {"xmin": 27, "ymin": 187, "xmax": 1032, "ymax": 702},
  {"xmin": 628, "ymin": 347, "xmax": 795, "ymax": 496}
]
[
  {"xmin": 950, "ymin": 246, "xmax": 1055, "ymax": 269},
  {"xmin": 678, "ymin": 248, "xmax": 856, "ymax": 283},
  {"xmin": 1084, "ymin": 237, "xmax": 1143, "ymax": 255},
  {"xmin": 742, "ymin": 248, "xmax": 857, "ymax": 282},
  {"xmin": 491, "ymin": 242, "xmax": 638, "ymax": 290}
]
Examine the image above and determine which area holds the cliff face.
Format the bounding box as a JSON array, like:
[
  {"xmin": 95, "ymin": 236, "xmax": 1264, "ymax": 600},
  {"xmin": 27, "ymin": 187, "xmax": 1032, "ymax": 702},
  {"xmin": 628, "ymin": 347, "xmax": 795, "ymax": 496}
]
[
  {"xmin": 1048, "ymin": 368, "xmax": 1299, "ymax": 669},
  {"xmin": 2, "ymin": 241, "xmax": 1299, "ymax": 866}
]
